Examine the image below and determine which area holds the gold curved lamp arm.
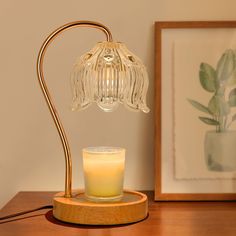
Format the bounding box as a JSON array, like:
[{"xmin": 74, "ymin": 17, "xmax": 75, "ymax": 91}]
[{"xmin": 36, "ymin": 21, "xmax": 113, "ymax": 198}]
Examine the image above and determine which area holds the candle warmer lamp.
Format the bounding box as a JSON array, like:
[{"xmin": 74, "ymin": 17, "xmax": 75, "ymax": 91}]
[{"xmin": 37, "ymin": 21, "xmax": 149, "ymax": 225}]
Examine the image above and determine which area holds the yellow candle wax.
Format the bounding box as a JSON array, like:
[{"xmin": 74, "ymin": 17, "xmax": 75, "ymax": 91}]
[{"xmin": 83, "ymin": 147, "xmax": 125, "ymax": 201}]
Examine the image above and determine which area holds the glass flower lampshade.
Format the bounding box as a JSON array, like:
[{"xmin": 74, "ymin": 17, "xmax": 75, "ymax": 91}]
[{"xmin": 71, "ymin": 41, "xmax": 150, "ymax": 113}]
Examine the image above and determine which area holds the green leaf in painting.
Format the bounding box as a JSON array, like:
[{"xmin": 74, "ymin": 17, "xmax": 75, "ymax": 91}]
[
  {"xmin": 187, "ymin": 99, "xmax": 212, "ymax": 114},
  {"xmin": 227, "ymin": 50, "xmax": 236, "ymax": 86},
  {"xmin": 228, "ymin": 88, "xmax": 236, "ymax": 107},
  {"xmin": 208, "ymin": 95, "xmax": 230, "ymax": 116},
  {"xmin": 216, "ymin": 49, "xmax": 236, "ymax": 82},
  {"xmin": 226, "ymin": 70, "xmax": 236, "ymax": 87},
  {"xmin": 199, "ymin": 63, "xmax": 217, "ymax": 92},
  {"xmin": 199, "ymin": 117, "xmax": 219, "ymax": 125}
]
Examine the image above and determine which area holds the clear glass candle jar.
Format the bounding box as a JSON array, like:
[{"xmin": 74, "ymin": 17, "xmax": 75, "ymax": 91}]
[{"xmin": 83, "ymin": 147, "xmax": 125, "ymax": 202}]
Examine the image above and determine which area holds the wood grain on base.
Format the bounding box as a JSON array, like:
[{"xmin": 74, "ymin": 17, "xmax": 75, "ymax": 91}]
[{"xmin": 53, "ymin": 190, "xmax": 148, "ymax": 225}]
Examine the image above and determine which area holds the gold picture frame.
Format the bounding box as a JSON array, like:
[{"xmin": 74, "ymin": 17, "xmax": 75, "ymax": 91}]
[{"xmin": 155, "ymin": 21, "xmax": 236, "ymax": 200}]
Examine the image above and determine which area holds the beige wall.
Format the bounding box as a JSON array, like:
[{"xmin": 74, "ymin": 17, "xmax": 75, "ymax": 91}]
[{"xmin": 0, "ymin": 0, "xmax": 235, "ymax": 208}]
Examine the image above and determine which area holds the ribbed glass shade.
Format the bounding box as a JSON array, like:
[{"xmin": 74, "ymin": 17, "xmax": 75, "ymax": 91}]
[{"xmin": 70, "ymin": 41, "xmax": 149, "ymax": 113}]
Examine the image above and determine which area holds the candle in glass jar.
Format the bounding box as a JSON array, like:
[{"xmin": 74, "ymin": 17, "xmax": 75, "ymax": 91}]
[{"xmin": 83, "ymin": 147, "xmax": 125, "ymax": 202}]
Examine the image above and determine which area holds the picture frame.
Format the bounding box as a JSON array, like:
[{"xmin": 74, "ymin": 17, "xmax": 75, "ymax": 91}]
[{"xmin": 155, "ymin": 21, "xmax": 236, "ymax": 201}]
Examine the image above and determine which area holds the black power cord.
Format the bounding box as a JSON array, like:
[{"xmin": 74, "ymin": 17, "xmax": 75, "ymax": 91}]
[{"xmin": 0, "ymin": 205, "xmax": 53, "ymax": 221}]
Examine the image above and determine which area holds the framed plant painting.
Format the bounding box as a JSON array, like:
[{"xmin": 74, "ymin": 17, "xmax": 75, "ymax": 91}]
[{"xmin": 155, "ymin": 21, "xmax": 236, "ymax": 200}]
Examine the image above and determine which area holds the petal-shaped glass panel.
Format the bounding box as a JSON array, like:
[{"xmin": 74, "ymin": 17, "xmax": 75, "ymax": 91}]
[{"xmin": 70, "ymin": 41, "xmax": 149, "ymax": 113}]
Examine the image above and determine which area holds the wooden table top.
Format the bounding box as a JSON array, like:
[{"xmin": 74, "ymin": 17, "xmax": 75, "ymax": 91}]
[{"xmin": 1, "ymin": 191, "xmax": 236, "ymax": 236}]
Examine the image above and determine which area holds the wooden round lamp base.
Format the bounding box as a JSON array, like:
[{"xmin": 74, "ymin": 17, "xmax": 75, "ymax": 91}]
[{"xmin": 53, "ymin": 190, "xmax": 148, "ymax": 225}]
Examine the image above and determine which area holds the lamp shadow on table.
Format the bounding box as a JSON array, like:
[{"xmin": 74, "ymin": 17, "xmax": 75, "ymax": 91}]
[{"xmin": 45, "ymin": 210, "xmax": 148, "ymax": 229}]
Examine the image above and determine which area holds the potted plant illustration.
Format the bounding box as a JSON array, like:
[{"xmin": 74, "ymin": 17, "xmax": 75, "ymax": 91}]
[{"xmin": 188, "ymin": 49, "xmax": 236, "ymax": 171}]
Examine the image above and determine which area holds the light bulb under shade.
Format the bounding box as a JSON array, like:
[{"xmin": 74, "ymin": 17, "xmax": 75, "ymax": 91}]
[{"xmin": 70, "ymin": 41, "xmax": 150, "ymax": 113}]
